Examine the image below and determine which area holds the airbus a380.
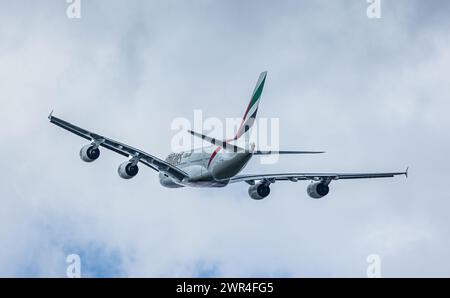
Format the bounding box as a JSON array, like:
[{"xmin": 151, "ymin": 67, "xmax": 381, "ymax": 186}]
[{"xmin": 49, "ymin": 71, "xmax": 407, "ymax": 200}]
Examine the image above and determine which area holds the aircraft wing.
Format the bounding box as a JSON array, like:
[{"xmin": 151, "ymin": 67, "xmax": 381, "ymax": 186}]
[
  {"xmin": 48, "ymin": 113, "xmax": 189, "ymax": 181},
  {"xmin": 229, "ymin": 169, "xmax": 408, "ymax": 184}
]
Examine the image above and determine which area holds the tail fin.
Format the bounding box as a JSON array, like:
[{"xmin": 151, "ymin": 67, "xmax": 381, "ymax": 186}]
[{"xmin": 231, "ymin": 71, "xmax": 267, "ymax": 141}]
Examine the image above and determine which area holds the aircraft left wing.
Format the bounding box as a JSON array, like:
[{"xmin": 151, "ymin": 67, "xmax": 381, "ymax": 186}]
[
  {"xmin": 229, "ymin": 169, "xmax": 408, "ymax": 184},
  {"xmin": 48, "ymin": 113, "xmax": 189, "ymax": 181}
]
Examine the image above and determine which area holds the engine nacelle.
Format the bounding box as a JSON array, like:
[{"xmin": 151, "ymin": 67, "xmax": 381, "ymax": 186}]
[
  {"xmin": 248, "ymin": 183, "xmax": 271, "ymax": 200},
  {"xmin": 118, "ymin": 161, "xmax": 139, "ymax": 179},
  {"xmin": 307, "ymin": 182, "xmax": 329, "ymax": 199},
  {"xmin": 79, "ymin": 144, "xmax": 100, "ymax": 162}
]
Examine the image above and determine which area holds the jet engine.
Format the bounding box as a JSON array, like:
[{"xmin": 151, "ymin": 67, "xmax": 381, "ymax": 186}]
[
  {"xmin": 248, "ymin": 183, "xmax": 271, "ymax": 200},
  {"xmin": 118, "ymin": 161, "xmax": 139, "ymax": 179},
  {"xmin": 307, "ymin": 182, "xmax": 329, "ymax": 199},
  {"xmin": 79, "ymin": 144, "xmax": 100, "ymax": 162}
]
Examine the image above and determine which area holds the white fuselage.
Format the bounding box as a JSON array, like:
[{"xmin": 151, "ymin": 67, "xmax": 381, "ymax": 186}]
[{"xmin": 159, "ymin": 146, "xmax": 252, "ymax": 188}]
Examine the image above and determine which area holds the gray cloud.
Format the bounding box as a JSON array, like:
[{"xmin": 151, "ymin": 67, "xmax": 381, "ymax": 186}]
[{"xmin": 0, "ymin": 0, "xmax": 449, "ymax": 277}]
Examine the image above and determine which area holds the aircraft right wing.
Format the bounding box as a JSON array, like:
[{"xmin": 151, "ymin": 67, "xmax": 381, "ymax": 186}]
[{"xmin": 229, "ymin": 169, "xmax": 408, "ymax": 184}]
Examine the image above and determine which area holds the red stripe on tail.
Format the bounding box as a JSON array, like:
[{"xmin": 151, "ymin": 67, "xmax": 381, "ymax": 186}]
[{"xmin": 207, "ymin": 146, "xmax": 222, "ymax": 168}]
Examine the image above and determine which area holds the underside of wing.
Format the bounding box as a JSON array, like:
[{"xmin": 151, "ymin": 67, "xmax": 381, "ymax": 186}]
[
  {"xmin": 49, "ymin": 113, "xmax": 189, "ymax": 181},
  {"xmin": 231, "ymin": 168, "xmax": 408, "ymax": 200},
  {"xmin": 230, "ymin": 169, "xmax": 408, "ymax": 184}
]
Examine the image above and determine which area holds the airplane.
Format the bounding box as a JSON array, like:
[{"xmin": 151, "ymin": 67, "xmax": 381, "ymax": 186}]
[{"xmin": 48, "ymin": 71, "xmax": 408, "ymax": 200}]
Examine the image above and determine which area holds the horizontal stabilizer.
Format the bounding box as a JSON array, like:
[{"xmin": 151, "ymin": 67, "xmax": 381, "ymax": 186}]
[
  {"xmin": 188, "ymin": 130, "xmax": 246, "ymax": 152},
  {"xmin": 189, "ymin": 130, "xmax": 325, "ymax": 156},
  {"xmin": 254, "ymin": 150, "xmax": 325, "ymax": 155}
]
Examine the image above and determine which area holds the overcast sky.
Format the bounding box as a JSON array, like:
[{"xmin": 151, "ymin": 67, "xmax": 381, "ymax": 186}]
[{"xmin": 0, "ymin": 0, "xmax": 449, "ymax": 277}]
